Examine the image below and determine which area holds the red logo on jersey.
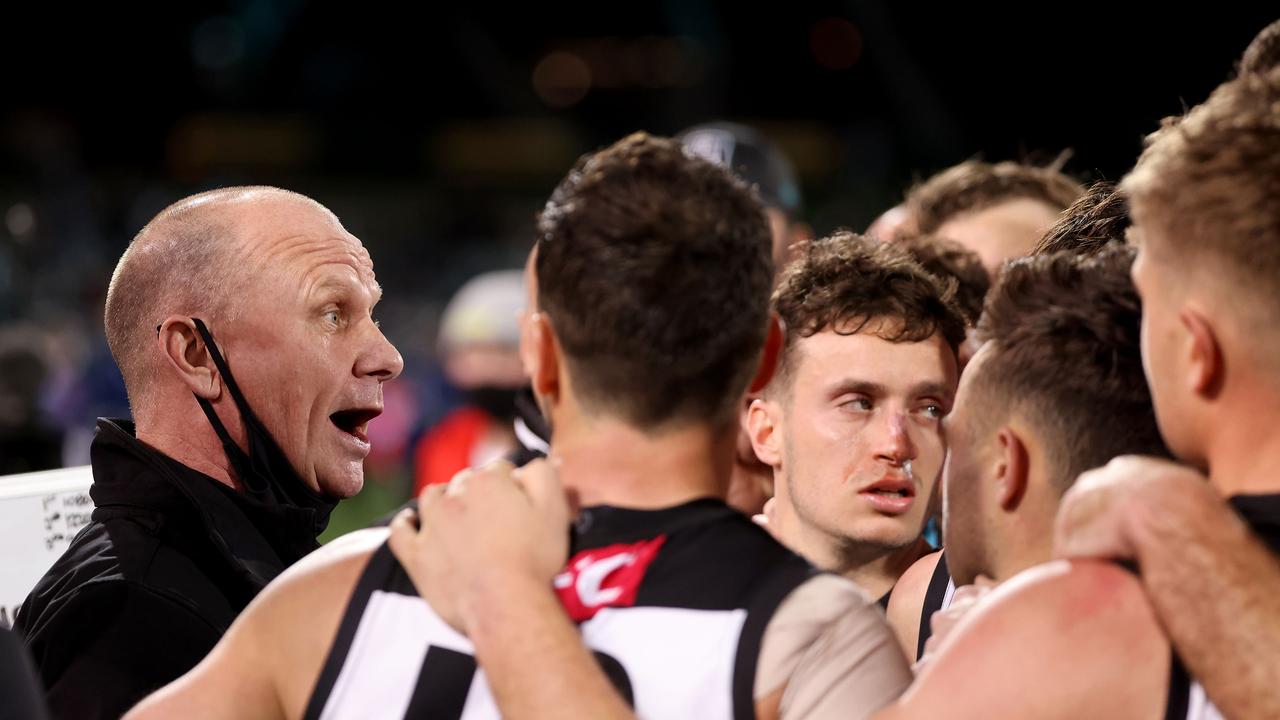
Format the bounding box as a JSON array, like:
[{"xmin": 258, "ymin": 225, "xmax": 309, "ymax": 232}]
[{"xmin": 553, "ymin": 536, "xmax": 667, "ymax": 622}]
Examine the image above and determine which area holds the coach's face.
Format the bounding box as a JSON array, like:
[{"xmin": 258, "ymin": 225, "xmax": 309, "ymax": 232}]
[{"xmin": 219, "ymin": 196, "xmax": 403, "ymax": 498}]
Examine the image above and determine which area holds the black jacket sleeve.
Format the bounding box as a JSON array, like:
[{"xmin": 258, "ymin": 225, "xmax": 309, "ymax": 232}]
[
  {"xmin": 24, "ymin": 580, "xmax": 222, "ymax": 720},
  {"xmin": 1, "ymin": 626, "xmax": 49, "ymax": 720}
]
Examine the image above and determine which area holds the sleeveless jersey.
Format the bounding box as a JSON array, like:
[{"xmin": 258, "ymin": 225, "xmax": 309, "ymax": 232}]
[
  {"xmin": 914, "ymin": 551, "xmax": 955, "ymax": 660},
  {"xmin": 305, "ymin": 499, "xmax": 814, "ymax": 720}
]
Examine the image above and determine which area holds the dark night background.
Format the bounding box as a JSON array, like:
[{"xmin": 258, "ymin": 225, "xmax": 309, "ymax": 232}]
[{"xmin": 1, "ymin": 1, "xmax": 1272, "ymax": 530}]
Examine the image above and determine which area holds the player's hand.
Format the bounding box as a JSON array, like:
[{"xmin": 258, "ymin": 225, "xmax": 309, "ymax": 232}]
[
  {"xmin": 1053, "ymin": 455, "xmax": 1217, "ymax": 563},
  {"xmin": 388, "ymin": 458, "xmax": 572, "ymax": 634}
]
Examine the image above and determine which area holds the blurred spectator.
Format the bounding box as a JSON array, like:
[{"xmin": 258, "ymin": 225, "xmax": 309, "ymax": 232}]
[
  {"xmin": 412, "ymin": 269, "xmax": 528, "ymax": 493},
  {"xmin": 905, "ymin": 159, "xmax": 1083, "ymax": 274},
  {"xmin": 0, "ymin": 327, "xmax": 63, "ymax": 474},
  {"xmin": 866, "ymin": 204, "xmax": 917, "ymax": 243},
  {"xmin": 678, "ymin": 121, "xmax": 813, "ymax": 270}
]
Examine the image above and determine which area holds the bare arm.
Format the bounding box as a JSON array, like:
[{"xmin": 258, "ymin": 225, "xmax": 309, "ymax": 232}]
[
  {"xmin": 1056, "ymin": 456, "xmax": 1280, "ymax": 720},
  {"xmin": 759, "ymin": 575, "xmax": 912, "ymax": 720},
  {"xmin": 465, "ymin": 573, "xmax": 636, "ymax": 720}
]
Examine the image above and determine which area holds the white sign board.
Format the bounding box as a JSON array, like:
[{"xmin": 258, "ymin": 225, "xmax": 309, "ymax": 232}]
[{"xmin": 0, "ymin": 466, "xmax": 94, "ymax": 628}]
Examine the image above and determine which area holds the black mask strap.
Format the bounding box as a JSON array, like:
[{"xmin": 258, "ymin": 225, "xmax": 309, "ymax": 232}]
[{"xmin": 191, "ymin": 319, "xmax": 273, "ymax": 496}]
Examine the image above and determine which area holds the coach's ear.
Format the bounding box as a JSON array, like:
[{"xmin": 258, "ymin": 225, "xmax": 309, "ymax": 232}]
[
  {"xmin": 748, "ymin": 314, "xmax": 784, "ymax": 395},
  {"xmin": 157, "ymin": 316, "xmax": 221, "ymax": 400}
]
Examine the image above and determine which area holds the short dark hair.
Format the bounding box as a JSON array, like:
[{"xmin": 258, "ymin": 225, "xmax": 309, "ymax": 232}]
[
  {"xmin": 770, "ymin": 231, "xmax": 966, "ymax": 390},
  {"xmin": 972, "ymin": 245, "xmax": 1171, "ymax": 494},
  {"xmin": 535, "ymin": 132, "xmax": 773, "ymax": 429},
  {"xmin": 907, "ymin": 159, "xmax": 1083, "ymax": 234},
  {"xmin": 1033, "ymin": 181, "xmax": 1130, "ymax": 257},
  {"xmin": 895, "ymin": 234, "xmax": 990, "ymax": 326}
]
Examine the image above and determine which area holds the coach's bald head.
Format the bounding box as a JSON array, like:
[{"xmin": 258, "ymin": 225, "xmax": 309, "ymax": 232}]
[{"xmin": 105, "ymin": 187, "xmax": 401, "ymax": 497}]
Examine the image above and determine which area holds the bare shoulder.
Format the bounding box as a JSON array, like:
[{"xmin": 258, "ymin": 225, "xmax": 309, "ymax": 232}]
[
  {"xmin": 971, "ymin": 559, "xmax": 1156, "ymax": 631},
  {"xmin": 277, "ymin": 527, "xmax": 389, "ymax": 586},
  {"xmin": 254, "ymin": 528, "xmax": 389, "ymax": 716},
  {"xmin": 247, "ymin": 527, "xmax": 388, "ymax": 640},
  {"xmin": 885, "ymin": 550, "xmax": 942, "ymax": 659},
  {"xmin": 892, "ymin": 559, "xmax": 1169, "ymax": 720}
]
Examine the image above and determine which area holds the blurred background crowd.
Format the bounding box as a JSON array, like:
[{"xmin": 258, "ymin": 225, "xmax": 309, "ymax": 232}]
[{"xmin": 0, "ymin": 1, "xmax": 1272, "ymax": 537}]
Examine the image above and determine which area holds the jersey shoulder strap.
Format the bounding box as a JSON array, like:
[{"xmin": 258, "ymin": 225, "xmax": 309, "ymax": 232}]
[
  {"xmin": 915, "ymin": 552, "xmax": 953, "ymax": 660},
  {"xmin": 303, "ymin": 543, "xmax": 403, "ymax": 720}
]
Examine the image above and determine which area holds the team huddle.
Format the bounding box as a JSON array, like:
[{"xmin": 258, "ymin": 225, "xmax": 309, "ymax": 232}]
[{"xmin": 7, "ymin": 17, "xmax": 1280, "ymax": 720}]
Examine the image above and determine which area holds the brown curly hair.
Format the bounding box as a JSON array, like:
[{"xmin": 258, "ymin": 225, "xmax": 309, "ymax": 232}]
[
  {"xmin": 895, "ymin": 233, "xmax": 990, "ymax": 326},
  {"xmin": 770, "ymin": 231, "xmax": 966, "ymax": 390}
]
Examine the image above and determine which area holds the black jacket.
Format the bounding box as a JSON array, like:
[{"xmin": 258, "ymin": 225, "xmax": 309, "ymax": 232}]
[
  {"xmin": 15, "ymin": 419, "xmax": 323, "ymax": 719},
  {"xmin": 0, "ymin": 627, "xmax": 49, "ymax": 720}
]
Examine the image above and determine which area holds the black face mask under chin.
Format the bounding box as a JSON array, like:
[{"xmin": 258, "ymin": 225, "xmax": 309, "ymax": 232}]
[{"xmin": 190, "ymin": 318, "xmax": 337, "ymax": 537}]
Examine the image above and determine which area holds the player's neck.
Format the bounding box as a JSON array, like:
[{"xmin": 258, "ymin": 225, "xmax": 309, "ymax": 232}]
[
  {"xmin": 1208, "ymin": 426, "xmax": 1280, "ymax": 496},
  {"xmin": 839, "ymin": 536, "xmax": 933, "ymax": 600},
  {"xmin": 990, "ymin": 528, "xmax": 1053, "ymax": 583},
  {"xmin": 1204, "ymin": 377, "xmax": 1280, "ymax": 495},
  {"xmin": 550, "ymin": 416, "xmax": 733, "ymax": 510},
  {"xmin": 989, "ymin": 486, "xmax": 1057, "ymax": 582}
]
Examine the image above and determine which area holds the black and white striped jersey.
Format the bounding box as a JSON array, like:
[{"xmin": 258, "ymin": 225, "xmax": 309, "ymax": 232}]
[{"xmin": 305, "ymin": 499, "xmax": 817, "ymax": 720}]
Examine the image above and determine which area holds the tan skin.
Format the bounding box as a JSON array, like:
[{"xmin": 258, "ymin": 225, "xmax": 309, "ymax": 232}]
[
  {"xmin": 885, "ymin": 345, "xmax": 1099, "ymax": 659},
  {"xmin": 138, "ymin": 191, "xmax": 403, "ymax": 499},
  {"xmin": 126, "ymin": 190, "xmax": 405, "ymax": 720},
  {"xmin": 935, "ymin": 198, "xmax": 1062, "ymax": 277},
  {"xmin": 128, "ymin": 246, "xmax": 785, "ymax": 720},
  {"xmin": 749, "ymin": 326, "xmax": 956, "ymax": 600},
  {"xmin": 876, "ymin": 200, "xmax": 1280, "ymax": 719},
  {"xmin": 1050, "ymin": 209, "xmax": 1280, "ymax": 720},
  {"xmin": 884, "ymin": 549, "xmax": 940, "ymax": 659},
  {"xmin": 874, "ymin": 559, "xmax": 1170, "ymax": 720},
  {"xmin": 875, "ymin": 328, "xmax": 1175, "ymax": 718}
]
